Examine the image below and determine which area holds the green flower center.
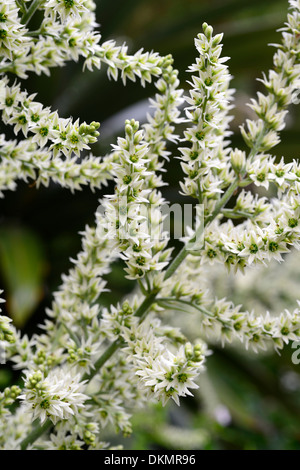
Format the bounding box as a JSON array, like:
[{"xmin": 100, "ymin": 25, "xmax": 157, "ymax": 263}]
[
  {"xmin": 18, "ymin": 115, "xmax": 27, "ymax": 125},
  {"xmin": 195, "ymin": 131, "xmax": 205, "ymax": 141},
  {"xmin": 123, "ymin": 175, "xmax": 132, "ymax": 184},
  {"xmin": 190, "ymin": 151, "xmax": 199, "ymax": 160},
  {"xmin": 249, "ymin": 243, "xmax": 258, "ymax": 254},
  {"xmin": 257, "ymin": 172, "xmax": 266, "ymax": 182},
  {"xmin": 31, "ymin": 113, "xmax": 40, "ymax": 122},
  {"xmin": 136, "ymin": 256, "xmax": 146, "ymax": 266},
  {"xmin": 39, "ymin": 127, "xmax": 49, "ymax": 137},
  {"xmin": 70, "ymin": 133, "xmax": 79, "ymax": 144},
  {"xmin": 288, "ymin": 218, "xmax": 298, "ymax": 228},
  {"xmin": 269, "ymin": 241, "xmax": 278, "ymax": 252},
  {"xmin": 177, "ymin": 373, "xmax": 188, "ymax": 383},
  {"xmin": 64, "ymin": 0, "xmax": 74, "ymax": 8},
  {"xmin": 0, "ymin": 29, "xmax": 7, "ymax": 40},
  {"xmin": 130, "ymin": 154, "xmax": 139, "ymax": 163},
  {"xmin": 281, "ymin": 326, "xmax": 289, "ymax": 336},
  {"xmin": 207, "ymin": 249, "xmax": 217, "ymax": 258},
  {"xmin": 204, "ymin": 77, "xmax": 213, "ymax": 87},
  {"xmin": 40, "ymin": 399, "xmax": 50, "ymax": 409},
  {"xmin": 5, "ymin": 97, "xmax": 13, "ymax": 107}
]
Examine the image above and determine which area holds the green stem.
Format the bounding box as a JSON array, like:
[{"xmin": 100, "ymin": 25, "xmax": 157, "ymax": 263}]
[
  {"xmin": 17, "ymin": 124, "xmax": 246, "ymax": 452},
  {"xmin": 83, "ymin": 293, "xmax": 158, "ymax": 382},
  {"xmin": 17, "ymin": 7, "xmax": 289, "ymax": 450},
  {"xmin": 204, "ymin": 177, "xmax": 240, "ymax": 226},
  {"xmin": 135, "ymin": 291, "xmax": 158, "ymax": 322},
  {"xmin": 163, "ymin": 242, "xmax": 191, "ymax": 281},
  {"xmin": 137, "ymin": 278, "xmax": 148, "ymax": 296},
  {"xmin": 221, "ymin": 208, "xmax": 254, "ymax": 219},
  {"xmin": 83, "ymin": 338, "xmax": 124, "ymax": 382},
  {"xmin": 15, "ymin": 0, "xmax": 27, "ymax": 15},
  {"xmin": 164, "ymin": 177, "xmax": 239, "ymax": 281},
  {"xmin": 157, "ymin": 297, "xmax": 229, "ymax": 326},
  {"xmin": 62, "ymin": 323, "xmax": 81, "ymax": 348},
  {"xmin": 21, "ymin": 0, "xmax": 41, "ymax": 25}
]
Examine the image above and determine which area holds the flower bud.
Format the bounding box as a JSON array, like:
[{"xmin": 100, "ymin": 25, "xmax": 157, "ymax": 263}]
[{"xmin": 230, "ymin": 149, "xmax": 246, "ymax": 174}]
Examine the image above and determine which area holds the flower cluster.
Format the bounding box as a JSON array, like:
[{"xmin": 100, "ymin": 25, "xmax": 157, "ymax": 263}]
[
  {"xmin": 0, "ymin": 0, "xmax": 29, "ymax": 65},
  {"xmin": 98, "ymin": 119, "xmax": 170, "ymax": 280},
  {"xmin": 0, "ymin": 291, "xmax": 15, "ymax": 343},
  {"xmin": 1, "ymin": 0, "xmax": 300, "ymax": 451},
  {"xmin": 19, "ymin": 368, "xmax": 88, "ymax": 424},
  {"xmin": 179, "ymin": 22, "xmax": 235, "ymax": 209},
  {"xmin": 100, "ymin": 306, "xmax": 209, "ymax": 408},
  {"xmin": 0, "ymin": 0, "xmax": 99, "ymax": 78},
  {"xmin": 0, "ymin": 385, "xmax": 22, "ymax": 449},
  {"xmin": 135, "ymin": 338, "xmax": 208, "ymax": 407},
  {"xmin": 241, "ymin": 0, "xmax": 300, "ymax": 154},
  {"xmin": 0, "ymin": 77, "xmax": 100, "ymax": 154},
  {"xmin": 0, "ymin": 132, "xmax": 119, "ymax": 195}
]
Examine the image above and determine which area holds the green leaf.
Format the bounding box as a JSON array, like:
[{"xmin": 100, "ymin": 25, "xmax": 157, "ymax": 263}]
[{"xmin": 0, "ymin": 226, "xmax": 46, "ymax": 328}]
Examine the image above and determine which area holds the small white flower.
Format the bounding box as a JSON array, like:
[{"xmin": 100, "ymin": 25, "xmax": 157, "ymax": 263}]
[
  {"xmin": 44, "ymin": 0, "xmax": 89, "ymax": 23},
  {"xmin": 19, "ymin": 368, "xmax": 88, "ymax": 424}
]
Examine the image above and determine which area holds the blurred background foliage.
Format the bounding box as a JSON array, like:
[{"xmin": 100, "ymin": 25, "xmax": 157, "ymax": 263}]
[{"xmin": 1, "ymin": 0, "xmax": 300, "ymax": 450}]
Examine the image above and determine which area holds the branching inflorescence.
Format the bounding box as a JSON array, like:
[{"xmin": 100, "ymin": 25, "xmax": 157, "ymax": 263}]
[{"xmin": 0, "ymin": 0, "xmax": 300, "ymax": 450}]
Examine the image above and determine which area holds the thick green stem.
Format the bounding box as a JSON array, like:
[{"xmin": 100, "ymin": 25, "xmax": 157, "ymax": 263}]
[
  {"xmin": 157, "ymin": 297, "xmax": 228, "ymax": 325},
  {"xmin": 164, "ymin": 176, "xmax": 239, "ymax": 280},
  {"xmin": 135, "ymin": 291, "xmax": 159, "ymax": 322},
  {"xmin": 83, "ymin": 338, "xmax": 123, "ymax": 382},
  {"xmin": 21, "ymin": 0, "xmax": 41, "ymax": 25},
  {"xmin": 221, "ymin": 208, "xmax": 254, "ymax": 219},
  {"xmin": 204, "ymin": 177, "xmax": 240, "ymax": 226},
  {"xmin": 83, "ymin": 293, "xmax": 159, "ymax": 382},
  {"xmin": 163, "ymin": 242, "xmax": 191, "ymax": 281},
  {"xmin": 16, "ymin": 0, "xmax": 27, "ymax": 15}
]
